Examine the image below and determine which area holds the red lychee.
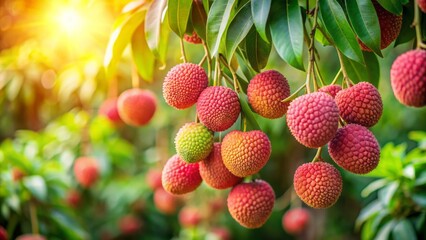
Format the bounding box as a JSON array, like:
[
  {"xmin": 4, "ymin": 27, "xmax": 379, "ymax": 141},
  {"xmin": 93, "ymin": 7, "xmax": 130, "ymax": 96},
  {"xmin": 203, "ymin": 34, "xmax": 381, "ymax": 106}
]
[
  {"xmin": 390, "ymin": 49, "xmax": 426, "ymax": 107},
  {"xmin": 211, "ymin": 227, "xmax": 231, "ymax": 240},
  {"xmin": 286, "ymin": 92, "xmax": 339, "ymax": 148},
  {"xmin": 294, "ymin": 162, "xmax": 342, "ymax": 209},
  {"xmin": 98, "ymin": 98, "xmax": 122, "ymax": 124},
  {"xmin": 179, "ymin": 207, "xmax": 203, "ymax": 227},
  {"xmin": 163, "ymin": 63, "xmax": 208, "ymax": 109},
  {"xmin": 419, "ymin": 0, "xmax": 426, "ymax": 13},
  {"xmin": 117, "ymin": 88, "xmax": 157, "ymax": 127},
  {"xmin": 16, "ymin": 235, "xmax": 46, "ymax": 240},
  {"xmin": 247, "ymin": 70, "xmax": 291, "ymax": 119},
  {"xmin": 227, "ymin": 179, "xmax": 275, "ymax": 229},
  {"xmin": 65, "ymin": 189, "xmax": 81, "ymax": 208},
  {"xmin": 161, "ymin": 155, "xmax": 202, "ymax": 195},
  {"xmin": 74, "ymin": 157, "xmax": 99, "ymax": 188},
  {"xmin": 282, "ymin": 208, "xmax": 310, "ymax": 235},
  {"xmin": 0, "ymin": 226, "xmax": 7, "ymax": 240},
  {"xmin": 183, "ymin": 31, "xmax": 202, "ymax": 44},
  {"xmin": 119, "ymin": 215, "xmax": 142, "ymax": 234},
  {"xmin": 318, "ymin": 84, "xmax": 342, "ymax": 98},
  {"xmin": 146, "ymin": 169, "xmax": 162, "ymax": 190},
  {"xmin": 153, "ymin": 188, "xmax": 180, "ymax": 214}
]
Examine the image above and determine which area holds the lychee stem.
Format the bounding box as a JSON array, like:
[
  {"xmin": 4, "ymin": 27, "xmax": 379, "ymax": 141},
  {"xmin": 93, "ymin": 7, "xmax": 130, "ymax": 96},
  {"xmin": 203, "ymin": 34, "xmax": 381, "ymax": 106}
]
[
  {"xmin": 202, "ymin": 41, "xmax": 212, "ymax": 80},
  {"xmin": 305, "ymin": 0, "xmax": 320, "ymax": 93},
  {"xmin": 179, "ymin": 39, "xmax": 188, "ymax": 63},
  {"xmin": 312, "ymin": 147, "xmax": 323, "ymax": 162},
  {"xmin": 214, "ymin": 57, "xmax": 220, "ymax": 86},
  {"xmin": 413, "ymin": 1, "xmax": 426, "ymax": 49},
  {"xmin": 314, "ymin": 61, "xmax": 326, "ymax": 86},
  {"xmin": 198, "ymin": 54, "xmax": 207, "ymax": 66},
  {"xmin": 131, "ymin": 63, "xmax": 140, "ymax": 89},
  {"xmin": 29, "ymin": 202, "xmax": 39, "ymax": 235},
  {"xmin": 274, "ymin": 187, "xmax": 293, "ymax": 210},
  {"xmin": 336, "ymin": 50, "xmax": 352, "ymax": 88},
  {"xmin": 330, "ymin": 68, "xmax": 342, "ymax": 85},
  {"xmin": 282, "ymin": 84, "xmax": 306, "ymax": 102}
]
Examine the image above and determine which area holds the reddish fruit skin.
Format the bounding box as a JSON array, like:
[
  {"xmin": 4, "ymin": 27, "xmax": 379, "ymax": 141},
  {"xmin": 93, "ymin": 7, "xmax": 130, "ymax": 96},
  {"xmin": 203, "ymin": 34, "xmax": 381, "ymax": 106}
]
[
  {"xmin": 335, "ymin": 82, "xmax": 383, "ymax": 127},
  {"xmin": 247, "ymin": 70, "xmax": 291, "ymax": 119},
  {"xmin": 318, "ymin": 85, "xmax": 342, "ymax": 98},
  {"xmin": 119, "ymin": 215, "xmax": 142, "ymax": 234},
  {"xmin": 197, "ymin": 86, "xmax": 241, "ymax": 131},
  {"xmin": 221, "ymin": 130, "xmax": 271, "ymax": 177},
  {"xmin": 74, "ymin": 157, "xmax": 99, "ymax": 188},
  {"xmin": 0, "ymin": 226, "xmax": 7, "ymax": 240},
  {"xmin": 282, "ymin": 208, "xmax": 310, "ymax": 235},
  {"xmin": 12, "ymin": 168, "xmax": 25, "ymax": 182},
  {"xmin": 154, "ymin": 188, "xmax": 179, "ymax": 214},
  {"xmin": 294, "ymin": 162, "xmax": 342, "ymax": 209},
  {"xmin": 199, "ymin": 143, "xmax": 243, "ymax": 189},
  {"xmin": 419, "ymin": 0, "xmax": 426, "ymax": 13},
  {"xmin": 16, "ymin": 235, "xmax": 46, "ymax": 240},
  {"xmin": 163, "ymin": 63, "xmax": 208, "ymax": 109},
  {"xmin": 183, "ymin": 31, "xmax": 202, "ymax": 44},
  {"xmin": 179, "ymin": 207, "xmax": 203, "ymax": 227},
  {"xmin": 161, "ymin": 155, "xmax": 202, "ymax": 195},
  {"xmin": 390, "ymin": 50, "xmax": 426, "ymax": 107},
  {"xmin": 65, "ymin": 189, "xmax": 81, "ymax": 208},
  {"xmin": 227, "ymin": 180, "xmax": 275, "ymax": 229},
  {"xmin": 211, "ymin": 227, "xmax": 231, "ymax": 240},
  {"xmin": 146, "ymin": 169, "xmax": 163, "ymax": 190},
  {"xmin": 117, "ymin": 89, "xmax": 157, "ymax": 127},
  {"xmin": 329, "ymin": 124, "xmax": 380, "ymax": 174},
  {"xmin": 98, "ymin": 98, "xmax": 122, "ymax": 124},
  {"xmin": 286, "ymin": 92, "xmax": 339, "ymax": 148}
]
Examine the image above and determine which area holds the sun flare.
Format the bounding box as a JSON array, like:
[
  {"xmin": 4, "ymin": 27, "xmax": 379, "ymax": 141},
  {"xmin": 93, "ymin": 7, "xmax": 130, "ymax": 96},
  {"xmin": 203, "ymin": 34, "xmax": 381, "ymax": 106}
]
[{"xmin": 56, "ymin": 8, "xmax": 84, "ymax": 34}]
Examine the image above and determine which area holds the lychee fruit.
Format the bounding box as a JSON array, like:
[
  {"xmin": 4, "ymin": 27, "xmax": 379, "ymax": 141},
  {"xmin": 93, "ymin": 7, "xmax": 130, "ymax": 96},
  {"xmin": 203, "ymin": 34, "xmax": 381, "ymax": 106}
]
[
  {"xmin": 146, "ymin": 169, "xmax": 162, "ymax": 190},
  {"xmin": 318, "ymin": 84, "xmax": 342, "ymax": 98},
  {"xmin": 227, "ymin": 179, "xmax": 275, "ymax": 228},
  {"xmin": 175, "ymin": 122, "xmax": 214, "ymax": 163},
  {"xmin": 286, "ymin": 92, "xmax": 339, "ymax": 148},
  {"xmin": 154, "ymin": 188, "xmax": 180, "ymax": 214},
  {"xmin": 0, "ymin": 226, "xmax": 7, "ymax": 240},
  {"xmin": 65, "ymin": 189, "xmax": 81, "ymax": 208},
  {"xmin": 161, "ymin": 155, "xmax": 202, "ymax": 195},
  {"xmin": 221, "ymin": 130, "xmax": 271, "ymax": 177},
  {"xmin": 390, "ymin": 49, "xmax": 426, "ymax": 107},
  {"xmin": 199, "ymin": 143, "xmax": 242, "ymax": 189},
  {"xmin": 197, "ymin": 86, "xmax": 241, "ymax": 131},
  {"xmin": 183, "ymin": 31, "xmax": 202, "ymax": 44},
  {"xmin": 419, "ymin": 0, "xmax": 426, "ymax": 13},
  {"xmin": 117, "ymin": 88, "xmax": 157, "ymax": 127},
  {"xmin": 98, "ymin": 98, "xmax": 122, "ymax": 124},
  {"xmin": 179, "ymin": 207, "xmax": 203, "ymax": 227},
  {"xmin": 328, "ymin": 124, "xmax": 380, "ymax": 174},
  {"xmin": 119, "ymin": 215, "xmax": 142, "ymax": 234},
  {"xmin": 247, "ymin": 70, "xmax": 291, "ymax": 119},
  {"xmin": 74, "ymin": 157, "xmax": 99, "ymax": 188},
  {"xmin": 210, "ymin": 227, "xmax": 231, "ymax": 240},
  {"xmin": 12, "ymin": 167, "xmax": 25, "ymax": 182},
  {"xmin": 293, "ymin": 162, "xmax": 342, "ymax": 209},
  {"xmin": 358, "ymin": 1, "xmax": 402, "ymax": 51},
  {"xmin": 282, "ymin": 208, "xmax": 310, "ymax": 235},
  {"xmin": 335, "ymin": 82, "xmax": 383, "ymax": 127},
  {"xmin": 16, "ymin": 235, "xmax": 46, "ymax": 240},
  {"xmin": 163, "ymin": 63, "xmax": 208, "ymax": 109}
]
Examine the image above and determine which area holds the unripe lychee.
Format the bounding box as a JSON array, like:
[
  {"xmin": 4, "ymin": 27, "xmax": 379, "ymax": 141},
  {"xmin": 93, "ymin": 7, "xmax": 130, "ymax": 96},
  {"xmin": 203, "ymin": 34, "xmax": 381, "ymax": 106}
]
[
  {"xmin": 119, "ymin": 215, "xmax": 142, "ymax": 234},
  {"xmin": 163, "ymin": 63, "xmax": 208, "ymax": 109},
  {"xmin": 227, "ymin": 180, "xmax": 275, "ymax": 228},
  {"xmin": 146, "ymin": 169, "xmax": 162, "ymax": 190},
  {"xmin": 390, "ymin": 49, "xmax": 426, "ymax": 107},
  {"xmin": 247, "ymin": 70, "xmax": 291, "ymax": 119},
  {"xmin": 162, "ymin": 155, "xmax": 202, "ymax": 195},
  {"xmin": 221, "ymin": 130, "xmax": 271, "ymax": 177},
  {"xmin": 358, "ymin": 1, "xmax": 402, "ymax": 51},
  {"xmin": 98, "ymin": 98, "xmax": 122, "ymax": 124},
  {"xmin": 183, "ymin": 31, "xmax": 202, "ymax": 44},
  {"xmin": 179, "ymin": 207, "xmax": 203, "ymax": 227},
  {"xmin": 12, "ymin": 167, "xmax": 25, "ymax": 182},
  {"xmin": 282, "ymin": 208, "xmax": 310, "ymax": 235},
  {"xmin": 318, "ymin": 84, "xmax": 342, "ymax": 98},
  {"xmin": 293, "ymin": 162, "xmax": 342, "ymax": 209},
  {"xmin": 286, "ymin": 92, "xmax": 339, "ymax": 148},
  {"xmin": 199, "ymin": 143, "xmax": 242, "ymax": 189},
  {"xmin": 74, "ymin": 157, "xmax": 99, "ymax": 188},
  {"xmin": 197, "ymin": 86, "xmax": 241, "ymax": 131},
  {"xmin": 65, "ymin": 189, "xmax": 81, "ymax": 208},
  {"xmin": 335, "ymin": 82, "xmax": 383, "ymax": 127},
  {"xmin": 175, "ymin": 122, "xmax": 214, "ymax": 163},
  {"xmin": 0, "ymin": 226, "xmax": 7, "ymax": 240},
  {"xmin": 154, "ymin": 188, "xmax": 180, "ymax": 214},
  {"xmin": 328, "ymin": 124, "xmax": 380, "ymax": 174},
  {"xmin": 117, "ymin": 88, "xmax": 157, "ymax": 127},
  {"xmin": 16, "ymin": 235, "xmax": 46, "ymax": 240},
  {"xmin": 419, "ymin": 0, "xmax": 426, "ymax": 13}
]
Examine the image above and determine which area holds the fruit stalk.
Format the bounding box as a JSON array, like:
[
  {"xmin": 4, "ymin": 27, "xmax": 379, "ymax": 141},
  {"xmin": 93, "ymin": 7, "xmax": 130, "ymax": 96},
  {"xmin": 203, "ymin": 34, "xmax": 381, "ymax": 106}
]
[
  {"xmin": 131, "ymin": 63, "xmax": 140, "ymax": 88},
  {"xmin": 202, "ymin": 41, "xmax": 212, "ymax": 80},
  {"xmin": 29, "ymin": 202, "xmax": 39, "ymax": 235},
  {"xmin": 180, "ymin": 39, "xmax": 188, "ymax": 63},
  {"xmin": 414, "ymin": 1, "xmax": 426, "ymax": 49},
  {"xmin": 305, "ymin": 0, "xmax": 320, "ymax": 93}
]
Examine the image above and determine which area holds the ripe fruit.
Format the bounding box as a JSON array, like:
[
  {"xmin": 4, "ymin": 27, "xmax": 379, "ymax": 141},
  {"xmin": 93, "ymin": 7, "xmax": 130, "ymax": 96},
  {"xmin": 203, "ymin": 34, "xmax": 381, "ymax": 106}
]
[
  {"xmin": 154, "ymin": 188, "xmax": 180, "ymax": 214},
  {"xmin": 163, "ymin": 63, "xmax": 208, "ymax": 109},
  {"xmin": 98, "ymin": 98, "xmax": 122, "ymax": 124},
  {"xmin": 221, "ymin": 130, "xmax": 271, "ymax": 177},
  {"xmin": 175, "ymin": 122, "xmax": 214, "ymax": 163},
  {"xmin": 419, "ymin": 0, "xmax": 426, "ymax": 13},
  {"xmin": 286, "ymin": 92, "xmax": 339, "ymax": 148},
  {"xmin": 119, "ymin": 215, "xmax": 142, "ymax": 234},
  {"xmin": 12, "ymin": 167, "xmax": 25, "ymax": 182},
  {"xmin": 328, "ymin": 124, "xmax": 380, "ymax": 174},
  {"xmin": 146, "ymin": 169, "xmax": 162, "ymax": 190},
  {"xmin": 390, "ymin": 49, "xmax": 426, "ymax": 107},
  {"xmin": 282, "ymin": 208, "xmax": 310, "ymax": 235},
  {"xmin": 162, "ymin": 155, "xmax": 202, "ymax": 195},
  {"xmin": 318, "ymin": 84, "xmax": 342, "ymax": 98},
  {"xmin": 183, "ymin": 31, "xmax": 202, "ymax": 44},
  {"xmin": 293, "ymin": 162, "xmax": 342, "ymax": 209},
  {"xmin": 358, "ymin": 1, "xmax": 402, "ymax": 51},
  {"xmin": 247, "ymin": 70, "xmax": 291, "ymax": 119},
  {"xmin": 65, "ymin": 189, "xmax": 81, "ymax": 208},
  {"xmin": 199, "ymin": 143, "xmax": 242, "ymax": 189},
  {"xmin": 227, "ymin": 180, "xmax": 275, "ymax": 229},
  {"xmin": 210, "ymin": 227, "xmax": 231, "ymax": 240},
  {"xmin": 16, "ymin": 235, "xmax": 46, "ymax": 240},
  {"xmin": 179, "ymin": 207, "xmax": 203, "ymax": 227},
  {"xmin": 117, "ymin": 88, "xmax": 157, "ymax": 127},
  {"xmin": 0, "ymin": 226, "xmax": 7, "ymax": 240},
  {"xmin": 196, "ymin": 86, "xmax": 241, "ymax": 131},
  {"xmin": 74, "ymin": 157, "xmax": 99, "ymax": 188}
]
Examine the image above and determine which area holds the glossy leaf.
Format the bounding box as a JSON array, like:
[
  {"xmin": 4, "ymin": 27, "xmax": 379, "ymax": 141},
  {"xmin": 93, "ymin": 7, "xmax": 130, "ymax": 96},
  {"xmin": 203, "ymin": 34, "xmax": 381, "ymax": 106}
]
[
  {"xmin": 251, "ymin": 0, "xmax": 271, "ymax": 42},
  {"xmin": 239, "ymin": 92, "xmax": 261, "ymax": 131},
  {"xmin": 192, "ymin": 0, "xmax": 208, "ymax": 40},
  {"xmin": 395, "ymin": 4, "xmax": 415, "ymax": 46},
  {"xmin": 376, "ymin": 220, "xmax": 397, "ymax": 240},
  {"xmin": 393, "ymin": 220, "xmax": 417, "ymax": 240},
  {"xmin": 376, "ymin": 0, "xmax": 403, "ymax": 15},
  {"xmin": 225, "ymin": 2, "xmax": 253, "ymax": 61},
  {"xmin": 168, "ymin": 0, "xmax": 193, "ymax": 37},
  {"xmin": 340, "ymin": 51, "xmax": 380, "ymax": 87},
  {"xmin": 245, "ymin": 27, "xmax": 271, "ymax": 72},
  {"xmin": 355, "ymin": 200, "xmax": 382, "ymax": 230},
  {"xmin": 23, "ymin": 176, "xmax": 47, "ymax": 201},
  {"xmin": 145, "ymin": 0, "xmax": 168, "ymax": 63},
  {"xmin": 131, "ymin": 24, "xmax": 155, "ymax": 82}
]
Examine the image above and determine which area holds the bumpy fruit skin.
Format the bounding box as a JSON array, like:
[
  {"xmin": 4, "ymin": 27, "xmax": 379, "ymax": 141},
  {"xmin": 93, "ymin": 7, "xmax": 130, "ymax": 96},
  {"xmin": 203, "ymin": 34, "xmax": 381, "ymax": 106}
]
[
  {"xmin": 183, "ymin": 31, "xmax": 203, "ymax": 44},
  {"xmin": 390, "ymin": 50, "xmax": 426, "ymax": 107},
  {"xmin": 221, "ymin": 130, "xmax": 271, "ymax": 177},
  {"xmin": 359, "ymin": 1, "xmax": 402, "ymax": 51},
  {"xmin": 117, "ymin": 88, "xmax": 157, "ymax": 126},
  {"xmin": 329, "ymin": 124, "xmax": 380, "ymax": 174},
  {"xmin": 247, "ymin": 70, "xmax": 291, "ymax": 119},
  {"xmin": 0, "ymin": 226, "xmax": 7, "ymax": 240},
  {"xmin": 16, "ymin": 235, "xmax": 46, "ymax": 240},
  {"xmin": 98, "ymin": 98, "xmax": 122, "ymax": 124},
  {"xmin": 162, "ymin": 155, "xmax": 202, "ymax": 195},
  {"xmin": 335, "ymin": 82, "xmax": 383, "ymax": 127},
  {"xmin": 179, "ymin": 207, "xmax": 203, "ymax": 227},
  {"xmin": 163, "ymin": 63, "xmax": 208, "ymax": 109},
  {"xmin": 146, "ymin": 169, "xmax": 163, "ymax": 190},
  {"xmin": 294, "ymin": 162, "xmax": 342, "ymax": 209},
  {"xmin": 419, "ymin": 0, "xmax": 426, "ymax": 13},
  {"xmin": 74, "ymin": 157, "xmax": 99, "ymax": 188},
  {"xmin": 286, "ymin": 92, "xmax": 339, "ymax": 148},
  {"xmin": 197, "ymin": 86, "xmax": 241, "ymax": 131},
  {"xmin": 199, "ymin": 143, "xmax": 242, "ymax": 189},
  {"xmin": 227, "ymin": 180, "xmax": 275, "ymax": 229},
  {"xmin": 175, "ymin": 122, "xmax": 214, "ymax": 163},
  {"xmin": 318, "ymin": 85, "xmax": 342, "ymax": 98},
  {"xmin": 282, "ymin": 208, "xmax": 310, "ymax": 235},
  {"xmin": 154, "ymin": 188, "xmax": 179, "ymax": 214},
  {"xmin": 65, "ymin": 189, "xmax": 81, "ymax": 208},
  {"xmin": 119, "ymin": 215, "xmax": 142, "ymax": 234}
]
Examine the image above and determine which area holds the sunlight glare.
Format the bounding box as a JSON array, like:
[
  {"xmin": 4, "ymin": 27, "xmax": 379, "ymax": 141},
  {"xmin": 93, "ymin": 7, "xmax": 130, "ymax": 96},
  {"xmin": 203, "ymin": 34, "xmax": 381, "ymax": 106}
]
[{"xmin": 56, "ymin": 8, "xmax": 83, "ymax": 34}]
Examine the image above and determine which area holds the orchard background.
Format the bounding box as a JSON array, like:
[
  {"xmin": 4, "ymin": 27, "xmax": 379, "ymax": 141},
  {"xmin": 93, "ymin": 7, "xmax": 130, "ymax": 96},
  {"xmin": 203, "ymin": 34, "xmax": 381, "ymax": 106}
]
[{"xmin": 0, "ymin": 0, "xmax": 426, "ymax": 239}]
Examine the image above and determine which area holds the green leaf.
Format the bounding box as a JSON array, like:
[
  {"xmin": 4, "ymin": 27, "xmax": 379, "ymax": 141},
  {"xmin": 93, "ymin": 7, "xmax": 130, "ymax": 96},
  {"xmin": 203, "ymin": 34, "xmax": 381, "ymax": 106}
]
[
  {"xmin": 395, "ymin": 4, "xmax": 415, "ymax": 46},
  {"xmin": 245, "ymin": 27, "xmax": 271, "ymax": 72},
  {"xmin": 346, "ymin": 0, "xmax": 382, "ymax": 56},
  {"xmin": 340, "ymin": 51, "xmax": 380, "ymax": 87},
  {"xmin": 378, "ymin": 181, "xmax": 399, "ymax": 206},
  {"xmin": 192, "ymin": 0, "xmax": 208, "ymax": 40},
  {"xmin": 131, "ymin": 24, "xmax": 155, "ymax": 82},
  {"xmin": 366, "ymin": 143, "xmax": 404, "ymax": 178},
  {"xmin": 270, "ymin": 0, "xmax": 304, "ymax": 70},
  {"xmin": 356, "ymin": 200, "xmax": 382, "ymax": 230},
  {"xmin": 168, "ymin": 0, "xmax": 193, "ymax": 37},
  {"xmin": 225, "ymin": 2, "xmax": 253, "ymax": 61},
  {"xmin": 361, "ymin": 179, "xmax": 389, "ymax": 198},
  {"xmin": 415, "ymin": 171, "xmax": 426, "ymax": 186},
  {"xmin": 376, "ymin": 0, "xmax": 403, "ymax": 15},
  {"xmin": 239, "ymin": 92, "xmax": 261, "ymax": 131},
  {"xmin": 236, "ymin": 47, "xmax": 256, "ymax": 82},
  {"xmin": 145, "ymin": 0, "xmax": 169, "ymax": 64},
  {"xmin": 23, "ymin": 176, "xmax": 47, "ymax": 201},
  {"xmin": 412, "ymin": 192, "xmax": 426, "ymax": 207},
  {"xmin": 251, "ymin": 0, "xmax": 271, "ymax": 42},
  {"xmin": 50, "ymin": 210, "xmax": 89, "ymax": 239},
  {"xmin": 376, "ymin": 220, "xmax": 397, "ymax": 240},
  {"xmin": 319, "ymin": 0, "xmax": 363, "ymax": 63},
  {"xmin": 206, "ymin": 0, "xmax": 238, "ymax": 56},
  {"xmin": 392, "ymin": 219, "xmax": 417, "ymax": 240}
]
